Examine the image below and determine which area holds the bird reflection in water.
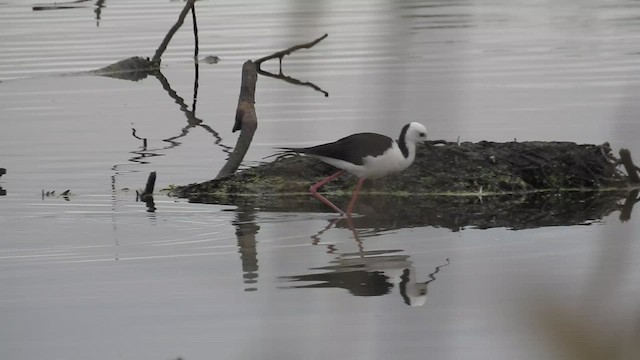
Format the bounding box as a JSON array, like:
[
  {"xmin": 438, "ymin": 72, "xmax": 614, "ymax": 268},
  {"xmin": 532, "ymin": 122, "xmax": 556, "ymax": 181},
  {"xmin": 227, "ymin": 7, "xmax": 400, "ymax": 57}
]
[{"xmin": 283, "ymin": 216, "xmax": 450, "ymax": 306}]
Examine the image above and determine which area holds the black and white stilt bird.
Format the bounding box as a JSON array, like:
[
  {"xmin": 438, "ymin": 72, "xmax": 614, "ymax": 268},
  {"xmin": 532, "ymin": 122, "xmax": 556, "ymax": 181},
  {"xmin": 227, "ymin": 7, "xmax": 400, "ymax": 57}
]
[{"xmin": 282, "ymin": 122, "xmax": 428, "ymax": 216}]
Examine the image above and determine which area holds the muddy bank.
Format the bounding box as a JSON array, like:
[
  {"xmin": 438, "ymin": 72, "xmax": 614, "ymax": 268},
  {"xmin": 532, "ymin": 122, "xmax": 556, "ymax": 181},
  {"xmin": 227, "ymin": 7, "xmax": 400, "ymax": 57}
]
[{"xmin": 172, "ymin": 140, "xmax": 627, "ymax": 199}]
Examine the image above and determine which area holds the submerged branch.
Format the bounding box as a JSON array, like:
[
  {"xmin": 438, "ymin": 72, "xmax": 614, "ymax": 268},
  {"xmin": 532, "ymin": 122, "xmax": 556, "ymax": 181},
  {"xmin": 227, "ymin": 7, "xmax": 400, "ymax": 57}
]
[
  {"xmin": 90, "ymin": 56, "xmax": 157, "ymax": 81},
  {"xmin": 90, "ymin": 0, "xmax": 197, "ymax": 78}
]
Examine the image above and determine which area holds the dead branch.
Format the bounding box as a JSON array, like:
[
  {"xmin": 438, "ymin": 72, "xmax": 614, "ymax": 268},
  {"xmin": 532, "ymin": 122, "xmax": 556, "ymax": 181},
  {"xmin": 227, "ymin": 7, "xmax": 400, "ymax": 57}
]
[
  {"xmin": 143, "ymin": 171, "xmax": 156, "ymax": 196},
  {"xmin": 218, "ymin": 35, "xmax": 328, "ymax": 178},
  {"xmin": 233, "ymin": 60, "xmax": 258, "ymax": 132},
  {"xmin": 216, "ymin": 61, "xmax": 258, "ymax": 179},
  {"xmin": 151, "ymin": 0, "xmax": 196, "ymax": 64},
  {"xmin": 254, "ymin": 33, "xmax": 328, "ymax": 68}
]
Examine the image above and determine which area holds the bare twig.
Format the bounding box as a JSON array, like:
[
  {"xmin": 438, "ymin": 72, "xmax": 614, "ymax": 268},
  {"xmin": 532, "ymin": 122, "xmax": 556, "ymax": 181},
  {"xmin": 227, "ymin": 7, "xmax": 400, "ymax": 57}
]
[
  {"xmin": 254, "ymin": 33, "xmax": 328, "ymax": 68},
  {"xmin": 191, "ymin": 3, "xmax": 199, "ymax": 59},
  {"xmin": 191, "ymin": 3, "xmax": 200, "ymax": 114}
]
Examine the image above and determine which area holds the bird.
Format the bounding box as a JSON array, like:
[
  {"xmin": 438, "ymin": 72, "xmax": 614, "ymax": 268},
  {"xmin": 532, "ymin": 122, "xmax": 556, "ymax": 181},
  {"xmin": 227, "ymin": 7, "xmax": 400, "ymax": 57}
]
[{"xmin": 281, "ymin": 122, "xmax": 428, "ymax": 216}]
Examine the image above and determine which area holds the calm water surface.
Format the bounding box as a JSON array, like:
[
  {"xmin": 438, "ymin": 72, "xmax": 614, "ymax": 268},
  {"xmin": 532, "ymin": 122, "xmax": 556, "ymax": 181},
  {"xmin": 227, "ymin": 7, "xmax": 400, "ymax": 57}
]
[{"xmin": 1, "ymin": 1, "xmax": 640, "ymax": 359}]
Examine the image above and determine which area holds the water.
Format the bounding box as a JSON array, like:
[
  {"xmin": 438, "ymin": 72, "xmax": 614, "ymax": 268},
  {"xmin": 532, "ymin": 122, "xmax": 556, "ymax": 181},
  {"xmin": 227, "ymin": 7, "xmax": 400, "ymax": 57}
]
[{"xmin": 1, "ymin": 1, "xmax": 640, "ymax": 359}]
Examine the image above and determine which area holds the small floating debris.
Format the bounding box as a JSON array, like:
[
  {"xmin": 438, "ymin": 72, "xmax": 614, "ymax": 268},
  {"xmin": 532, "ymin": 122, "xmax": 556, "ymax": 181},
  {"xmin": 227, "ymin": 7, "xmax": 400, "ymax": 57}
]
[
  {"xmin": 42, "ymin": 189, "xmax": 72, "ymax": 200},
  {"xmin": 199, "ymin": 55, "xmax": 220, "ymax": 64}
]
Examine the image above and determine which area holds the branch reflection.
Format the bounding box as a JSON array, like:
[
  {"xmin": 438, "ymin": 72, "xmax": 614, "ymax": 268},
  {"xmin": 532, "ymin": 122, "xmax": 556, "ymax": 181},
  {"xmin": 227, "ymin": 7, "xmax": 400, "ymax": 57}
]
[
  {"xmin": 256, "ymin": 67, "xmax": 329, "ymax": 97},
  {"xmin": 194, "ymin": 189, "xmax": 638, "ymax": 231},
  {"xmin": 33, "ymin": 0, "xmax": 106, "ymax": 27},
  {"xmin": 154, "ymin": 70, "xmax": 231, "ymax": 154},
  {"xmin": 0, "ymin": 168, "xmax": 5, "ymax": 196},
  {"xmin": 107, "ymin": 58, "xmax": 231, "ymax": 202},
  {"xmin": 233, "ymin": 207, "xmax": 261, "ymax": 292},
  {"xmin": 254, "ymin": 33, "xmax": 329, "ymax": 97}
]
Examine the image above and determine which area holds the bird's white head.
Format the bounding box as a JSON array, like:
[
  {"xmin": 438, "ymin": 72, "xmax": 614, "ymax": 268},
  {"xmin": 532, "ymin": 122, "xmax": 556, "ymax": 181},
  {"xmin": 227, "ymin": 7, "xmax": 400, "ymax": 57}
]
[{"xmin": 402, "ymin": 122, "xmax": 428, "ymax": 145}]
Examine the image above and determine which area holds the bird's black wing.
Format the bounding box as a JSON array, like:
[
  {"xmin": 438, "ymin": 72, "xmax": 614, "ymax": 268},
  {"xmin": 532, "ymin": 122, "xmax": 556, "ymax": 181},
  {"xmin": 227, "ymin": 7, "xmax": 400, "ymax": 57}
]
[{"xmin": 286, "ymin": 133, "xmax": 393, "ymax": 166}]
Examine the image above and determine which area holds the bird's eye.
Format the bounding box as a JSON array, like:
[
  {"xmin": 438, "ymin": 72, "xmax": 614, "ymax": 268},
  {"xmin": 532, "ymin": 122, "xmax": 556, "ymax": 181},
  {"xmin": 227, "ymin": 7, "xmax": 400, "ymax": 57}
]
[{"xmin": 419, "ymin": 132, "xmax": 426, "ymax": 137}]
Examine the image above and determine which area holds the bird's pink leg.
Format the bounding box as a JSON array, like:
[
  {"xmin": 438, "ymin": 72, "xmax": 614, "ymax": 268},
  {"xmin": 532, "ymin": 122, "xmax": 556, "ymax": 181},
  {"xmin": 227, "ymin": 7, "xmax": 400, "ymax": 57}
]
[
  {"xmin": 346, "ymin": 177, "xmax": 365, "ymax": 216},
  {"xmin": 310, "ymin": 170, "xmax": 346, "ymax": 215}
]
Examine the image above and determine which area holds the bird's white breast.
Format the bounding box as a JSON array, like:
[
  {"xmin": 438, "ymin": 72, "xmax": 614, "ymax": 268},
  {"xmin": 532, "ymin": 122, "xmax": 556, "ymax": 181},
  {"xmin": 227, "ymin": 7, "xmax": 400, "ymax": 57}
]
[
  {"xmin": 313, "ymin": 141, "xmax": 416, "ymax": 179},
  {"xmin": 361, "ymin": 141, "xmax": 415, "ymax": 179}
]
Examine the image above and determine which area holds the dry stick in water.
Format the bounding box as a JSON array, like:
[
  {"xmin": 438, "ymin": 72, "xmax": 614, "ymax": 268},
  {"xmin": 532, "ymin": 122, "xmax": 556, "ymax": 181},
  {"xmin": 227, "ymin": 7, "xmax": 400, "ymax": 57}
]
[
  {"xmin": 152, "ymin": 0, "xmax": 196, "ymax": 64},
  {"xmin": 138, "ymin": 171, "xmax": 156, "ymax": 201},
  {"xmin": 216, "ymin": 61, "xmax": 258, "ymax": 179},
  {"xmin": 619, "ymin": 148, "xmax": 640, "ymax": 184},
  {"xmin": 139, "ymin": 171, "xmax": 157, "ymax": 212}
]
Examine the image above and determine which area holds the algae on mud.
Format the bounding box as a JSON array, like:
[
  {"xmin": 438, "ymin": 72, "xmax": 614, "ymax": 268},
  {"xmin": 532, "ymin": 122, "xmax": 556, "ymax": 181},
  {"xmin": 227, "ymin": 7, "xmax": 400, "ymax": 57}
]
[{"xmin": 173, "ymin": 140, "xmax": 626, "ymax": 199}]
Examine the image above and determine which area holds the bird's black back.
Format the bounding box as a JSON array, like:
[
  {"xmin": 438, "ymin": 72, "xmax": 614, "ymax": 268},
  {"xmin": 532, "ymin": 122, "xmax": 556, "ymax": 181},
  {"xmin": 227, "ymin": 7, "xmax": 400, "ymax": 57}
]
[{"xmin": 285, "ymin": 132, "xmax": 393, "ymax": 166}]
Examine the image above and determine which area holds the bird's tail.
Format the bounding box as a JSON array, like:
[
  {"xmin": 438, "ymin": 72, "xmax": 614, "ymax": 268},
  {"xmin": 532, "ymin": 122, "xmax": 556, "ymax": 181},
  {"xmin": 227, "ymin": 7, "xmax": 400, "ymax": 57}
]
[{"xmin": 263, "ymin": 147, "xmax": 302, "ymax": 160}]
